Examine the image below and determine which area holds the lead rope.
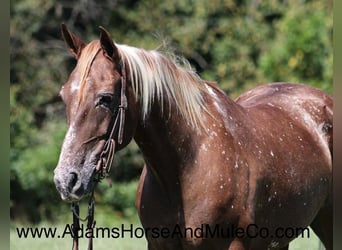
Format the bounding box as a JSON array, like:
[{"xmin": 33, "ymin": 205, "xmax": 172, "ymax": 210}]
[
  {"xmin": 71, "ymin": 202, "xmax": 80, "ymax": 250},
  {"xmin": 70, "ymin": 60, "xmax": 127, "ymax": 250},
  {"xmin": 71, "ymin": 192, "xmax": 95, "ymax": 250}
]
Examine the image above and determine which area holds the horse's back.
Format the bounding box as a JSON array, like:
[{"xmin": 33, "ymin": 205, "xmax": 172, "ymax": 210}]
[{"xmin": 235, "ymin": 82, "xmax": 331, "ymax": 110}]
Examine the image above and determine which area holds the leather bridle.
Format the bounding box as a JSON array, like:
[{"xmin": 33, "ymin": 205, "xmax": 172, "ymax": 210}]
[
  {"xmin": 95, "ymin": 60, "xmax": 127, "ymax": 180},
  {"xmin": 70, "ymin": 60, "xmax": 127, "ymax": 250}
]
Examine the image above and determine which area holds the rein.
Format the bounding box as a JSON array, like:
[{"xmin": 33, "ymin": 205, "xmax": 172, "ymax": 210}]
[{"xmin": 70, "ymin": 60, "xmax": 127, "ymax": 250}]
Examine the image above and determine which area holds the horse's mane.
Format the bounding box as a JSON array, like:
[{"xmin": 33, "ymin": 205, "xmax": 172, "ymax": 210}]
[
  {"xmin": 78, "ymin": 40, "xmax": 208, "ymax": 129},
  {"xmin": 118, "ymin": 44, "xmax": 208, "ymax": 129}
]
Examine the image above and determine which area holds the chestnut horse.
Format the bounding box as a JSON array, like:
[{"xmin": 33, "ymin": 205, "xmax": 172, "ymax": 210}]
[{"xmin": 54, "ymin": 25, "xmax": 332, "ymax": 250}]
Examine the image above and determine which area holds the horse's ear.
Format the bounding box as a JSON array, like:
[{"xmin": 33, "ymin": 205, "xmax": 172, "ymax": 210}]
[
  {"xmin": 99, "ymin": 26, "xmax": 120, "ymax": 62},
  {"xmin": 61, "ymin": 23, "xmax": 85, "ymax": 59}
]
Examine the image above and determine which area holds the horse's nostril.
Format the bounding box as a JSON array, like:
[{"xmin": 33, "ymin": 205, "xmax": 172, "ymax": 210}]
[{"xmin": 68, "ymin": 172, "xmax": 78, "ymax": 189}]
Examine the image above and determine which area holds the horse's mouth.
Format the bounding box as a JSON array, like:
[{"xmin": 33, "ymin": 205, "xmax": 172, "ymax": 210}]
[
  {"xmin": 56, "ymin": 182, "xmax": 91, "ymax": 202},
  {"xmin": 54, "ymin": 166, "xmax": 96, "ymax": 202},
  {"xmin": 54, "ymin": 179, "xmax": 84, "ymax": 202}
]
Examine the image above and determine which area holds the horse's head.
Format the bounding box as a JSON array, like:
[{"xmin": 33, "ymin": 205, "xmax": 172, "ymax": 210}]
[{"xmin": 54, "ymin": 24, "xmax": 138, "ymax": 201}]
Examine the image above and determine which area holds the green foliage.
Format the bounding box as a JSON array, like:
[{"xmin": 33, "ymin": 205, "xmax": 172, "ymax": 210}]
[
  {"xmin": 259, "ymin": 2, "xmax": 332, "ymax": 93},
  {"xmin": 12, "ymin": 122, "xmax": 65, "ymax": 191},
  {"xmin": 11, "ymin": 0, "xmax": 332, "ymax": 223},
  {"xmin": 10, "ymin": 121, "xmax": 66, "ymax": 222},
  {"xmin": 111, "ymin": 142, "xmax": 145, "ymax": 181},
  {"xmin": 99, "ymin": 180, "xmax": 139, "ymax": 218}
]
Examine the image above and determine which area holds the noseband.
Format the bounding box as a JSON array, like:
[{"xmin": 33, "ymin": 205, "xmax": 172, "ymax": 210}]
[{"xmin": 71, "ymin": 60, "xmax": 127, "ymax": 250}]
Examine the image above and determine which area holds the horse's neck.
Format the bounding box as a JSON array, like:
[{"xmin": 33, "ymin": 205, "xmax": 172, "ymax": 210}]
[
  {"xmin": 133, "ymin": 81, "xmax": 246, "ymax": 197},
  {"xmin": 134, "ymin": 82, "xmax": 243, "ymax": 171},
  {"xmin": 135, "ymin": 110, "xmax": 195, "ymax": 166},
  {"xmin": 133, "ymin": 99, "xmax": 201, "ymax": 199}
]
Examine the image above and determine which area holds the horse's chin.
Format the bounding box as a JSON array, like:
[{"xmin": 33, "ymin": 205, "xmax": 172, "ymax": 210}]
[{"xmin": 60, "ymin": 191, "xmax": 87, "ymax": 202}]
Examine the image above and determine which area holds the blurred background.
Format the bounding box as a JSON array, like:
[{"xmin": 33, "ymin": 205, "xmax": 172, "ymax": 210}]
[{"xmin": 10, "ymin": 0, "xmax": 332, "ymax": 249}]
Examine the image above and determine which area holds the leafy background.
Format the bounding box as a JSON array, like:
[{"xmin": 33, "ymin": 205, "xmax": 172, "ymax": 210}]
[{"xmin": 11, "ymin": 0, "xmax": 332, "ymax": 244}]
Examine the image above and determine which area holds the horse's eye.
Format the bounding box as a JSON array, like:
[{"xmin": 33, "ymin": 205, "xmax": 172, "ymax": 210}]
[{"xmin": 96, "ymin": 94, "xmax": 114, "ymax": 110}]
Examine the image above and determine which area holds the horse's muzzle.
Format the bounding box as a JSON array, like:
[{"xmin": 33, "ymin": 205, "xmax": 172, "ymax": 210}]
[{"xmin": 54, "ymin": 169, "xmax": 85, "ymax": 201}]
